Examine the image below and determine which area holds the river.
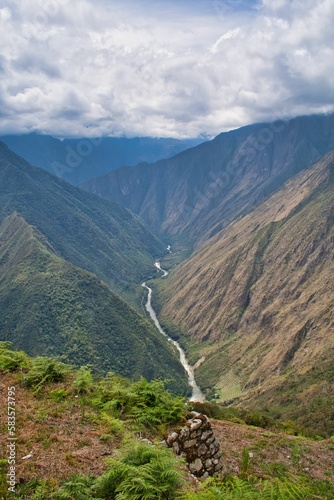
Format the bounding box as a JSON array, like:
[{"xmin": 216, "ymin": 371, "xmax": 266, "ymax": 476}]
[{"xmin": 142, "ymin": 256, "xmax": 205, "ymax": 402}]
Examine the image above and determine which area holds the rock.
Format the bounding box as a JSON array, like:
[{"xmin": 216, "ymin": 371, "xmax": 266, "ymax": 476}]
[
  {"xmin": 198, "ymin": 443, "xmax": 208, "ymax": 456},
  {"xmin": 172, "ymin": 442, "xmax": 180, "ymax": 454},
  {"xmin": 190, "ymin": 429, "xmax": 202, "ymax": 439},
  {"xmin": 190, "ymin": 419, "xmax": 202, "ymax": 431},
  {"xmin": 200, "ymin": 430, "xmax": 213, "ymax": 441},
  {"xmin": 184, "ymin": 439, "xmax": 197, "ymax": 449},
  {"xmin": 166, "ymin": 412, "xmax": 224, "ymax": 480},
  {"xmin": 166, "ymin": 432, "xmax": 178, "ymax": 445},
  {"xmin": 188, "ymin": 411, "xmax": 201, "ymax": 418},
  {"xmin": 204, "ymin": 434, "xmax": 215, "ymax": 446},
  {"xmin": 189, "ymin": 458, "xmax": 203, "ymax": 473},
  {"xmin": 214, "ymin": 462, "xmax": 224, "ymax": 472},
  {"xmin": 180, "ymin": 427, "xmax": 190, "ymax": 439},
  {"xmin": 205, "ymin": 459, "xmax": 212, "ymax": 468}
]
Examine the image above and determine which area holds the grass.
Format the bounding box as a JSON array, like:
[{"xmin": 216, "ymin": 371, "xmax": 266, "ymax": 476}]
[{"xmin": 0, "ymin": 344, "xmax": 333, "ymax": 498}]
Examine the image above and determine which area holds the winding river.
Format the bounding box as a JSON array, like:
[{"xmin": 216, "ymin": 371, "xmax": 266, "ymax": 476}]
[{"xmin": 142, "ymin": 255, "xmax": 205, "ymax": 402}]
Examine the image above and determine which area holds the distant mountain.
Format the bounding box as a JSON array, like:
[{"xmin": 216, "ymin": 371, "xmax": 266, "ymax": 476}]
[
  {"xmin": 159, "ymin": 151, "xmax": 334, "ymax": 432},
  {"xmin": 0, "ymin": 212, "xmax": 188, "ymax": 393},
  {"xmin": 0, "ymin": 140, "xmax": 166, "ymax": 301},
  {"xmin": 82, "ymin": 114, "xmax": 334, "ymax": 246},
  {"xmin": 0, "ymin": 133, "xmax": 203, "ymax": 185}
]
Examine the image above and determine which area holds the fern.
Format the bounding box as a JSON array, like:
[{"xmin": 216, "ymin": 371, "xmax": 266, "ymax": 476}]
[
  {"xmin": 74, "ymin": 366, "xmax": 93, "ymax": 394},
  {"xmin": 0, "ymin": 341, "xmax": 30, "ymax": 372},
  {"xmin": 93, "ymin": 441, "xmax": 185, "ymax": 499},
  {"xmin": 53, "ymin": 474, "xmax": 94, "ymax": 499},
  {"xmin": 184, "ymin": 476, "xmax": 313, "ymax": 500},
  {"xmin": 23, "ymin": 356, "xmax": 70, "ymax": 390}
]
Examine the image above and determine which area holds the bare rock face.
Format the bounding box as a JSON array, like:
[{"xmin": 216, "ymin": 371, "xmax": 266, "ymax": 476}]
[{"xmin": 166, "ymin": 412, "xmax": 224, "ymax": 479}]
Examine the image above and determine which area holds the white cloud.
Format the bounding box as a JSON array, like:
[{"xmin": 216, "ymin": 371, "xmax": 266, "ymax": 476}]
[
  {"xmin": 0, "ymin": 0, "xmax": 333, "ymax": 138},
  {"xmin": 0, "ymin": 7, "xmax": 11, "ymax": 21}
]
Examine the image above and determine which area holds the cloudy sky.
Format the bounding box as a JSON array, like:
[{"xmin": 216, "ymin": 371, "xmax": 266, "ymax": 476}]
[{"xmin": 0, "ymin": 0, "xmax": 333, "ymax": 138}]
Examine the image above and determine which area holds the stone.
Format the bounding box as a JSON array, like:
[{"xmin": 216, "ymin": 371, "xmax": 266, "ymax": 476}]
[
  {"xmin": 172, "ymin": 442, "xmax": 180, "ymax": 454},
  {"xmin": 190, "ymin": 419, "xmax": 202, "ymax": 431},
  {"xmin": 189, "ymin": 458, "xmax": 203, "ymax": 474},
  {"xmin": 204, "ymin": 434, "xmax": 215, "ymax": 445},
  {"xmin": 184, "ymin": 439, "xmax": 197, "ymax": 449},
  {"xmin": 188, "ymin": 411, "xmax": 201, "ymax": 418},
  {"xmin": 200, "ymin": 430, "xmax": 213, "ymax": 441},
  {"xmin": 167, "ymin": 432, "xmax": 178, "ymax": 445},
  {"xmin": 214, "ymin": 462, "xmax": 224, "ymax": 472},
  {"xmin": 166, "ymin": 412, "xmax": 224, "ymax": 480},
  {"xmin": 190, "ymin": 429, "xmax": 202, "ymax": 439},
  {"xmin": 205, "ymin": 459, "xmax": 212, "ymax": 469},
  {"xmin": 179, "ymin": 426, "xmax": 190, "ymax": 439},
  {"xmin": 197, "ymin": 443, "xmax": 208, "ymax": 456}
]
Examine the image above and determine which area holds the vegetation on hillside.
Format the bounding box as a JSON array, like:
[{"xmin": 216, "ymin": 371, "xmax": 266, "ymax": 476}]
[
  {"xmin": 0, "ymin": 213, "xmax": 188, "ymax": 395},
  {"xmin": 159, "ymin": 152, "xmax": 334, "ymax": 437},
  {"xmin": 0, "ymin": 343, "xmax": 333, "ymax": 499},
  {"xmin": 0, "ymin": 140, "xmax": 166, "ymax": 302}
]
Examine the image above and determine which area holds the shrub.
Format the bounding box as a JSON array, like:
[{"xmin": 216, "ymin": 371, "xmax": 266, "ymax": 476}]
[
  {"xmin": 53, "ymin": 474, "xmax": 94, "ymax": 499},
  {"xmin": 0, "ymin": 341, "xmax": 30, "ymax": 372},
  {"xmin": 93, "ymin": 441, "xmax": 185, "ymax": 499},
  {"xmin": 24, "ymin": 357, "xmax": 70, "ymax": 390},
  {"xmin": 74, "ymin": 367, "xmax": 93, "ymax": 395}
]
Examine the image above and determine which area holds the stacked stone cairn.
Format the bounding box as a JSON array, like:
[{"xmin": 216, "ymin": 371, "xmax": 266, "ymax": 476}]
[{"xmin": 166, "ymin": 411, "xmax": 224, "ymax": 480}]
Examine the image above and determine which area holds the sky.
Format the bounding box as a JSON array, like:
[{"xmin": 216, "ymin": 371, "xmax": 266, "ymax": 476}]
[{"xmin": 0, "ymin": 0, "xmax": 333, "ymax": 138}]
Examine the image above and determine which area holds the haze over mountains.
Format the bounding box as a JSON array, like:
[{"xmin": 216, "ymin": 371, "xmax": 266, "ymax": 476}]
[
  {"xmin": 82, "ymin": 114, "xmax": 334, "ymax": 246},
  {"xmin": 0, "ymin": 134, "xmax": 202, "ymax": 185}
]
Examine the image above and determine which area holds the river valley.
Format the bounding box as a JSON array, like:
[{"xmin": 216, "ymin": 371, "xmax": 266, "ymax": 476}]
[{"xmin": 142, "ymin": 257, "xmax": 205, "ymax": 402}]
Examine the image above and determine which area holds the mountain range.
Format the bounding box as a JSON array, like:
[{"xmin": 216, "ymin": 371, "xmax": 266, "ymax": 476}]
[
  {"xmin": 0, "ymin": 141, "xmax": 188, "ymax": 393},
  {"xmin": 0, "ymin": 141, "xmax": 166, "ymax": 300},
  {"xmin": 82, "ymin": 113, "xmax": 334, "ymax": 247},
  {"xmin": 1, "ymin": 112, "xmax": 333, "ymax": 431},
  {"xmin": 0, "ymin": 133, "xmax": 202, "ymax": 185},
  {"xmin": 158, "ymin": 151, "xmax": 334, "ymax": 434},
  {"xmin": 80, "ymin": 112, "xmax": 334, "ymax": 434}
]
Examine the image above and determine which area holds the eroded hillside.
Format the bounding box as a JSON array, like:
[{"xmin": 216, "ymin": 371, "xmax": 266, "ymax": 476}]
[{"xmin": 159, "ymin": 152, "xmax": 334, "ymax": 434}]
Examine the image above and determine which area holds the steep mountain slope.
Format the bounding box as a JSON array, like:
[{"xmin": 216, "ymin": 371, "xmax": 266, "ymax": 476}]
[
  {"xmin": 159, "ymin": 152, "xmax": 334, "ymax": 430},
  {"xmin": 0, "ymin": 212, "xmax": 188, "ymax": 393},
  {"xmin": 82, "ymin": 114, "xmax": 334, "ymax": 245},
  {"xmin": 1, "ymin": 133, "xmax": 202, "ymax": 185},
  {"xmin": 0, "ymin": 141, "xmax": 165, "ymax": 299}
]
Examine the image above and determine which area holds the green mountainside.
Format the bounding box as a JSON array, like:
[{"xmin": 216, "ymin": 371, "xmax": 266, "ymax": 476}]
[
  {"xmin": 82, "ymin": 114, "xmax": 334, "ymax": 246},
  {"xmin": 0, "ymin": 212, "xmax": 188, "ymax": 392},
  {"xmin": 158, "ymin": 152, "xmax": 334, "ymax": 435},
  {"xmin": 0, "ymin": 140, "xmax": 166, "ymax": 300}
]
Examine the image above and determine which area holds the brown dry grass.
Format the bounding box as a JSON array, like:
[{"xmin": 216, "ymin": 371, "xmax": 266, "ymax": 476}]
[
  {"xmin": 212, "ymin": 419, "xmax": 334, "ymax": 484},
  {"xmin": 0, "ymin": 372, "xmax": 116, "ymax": 485}
]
